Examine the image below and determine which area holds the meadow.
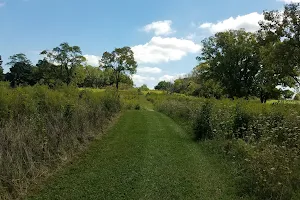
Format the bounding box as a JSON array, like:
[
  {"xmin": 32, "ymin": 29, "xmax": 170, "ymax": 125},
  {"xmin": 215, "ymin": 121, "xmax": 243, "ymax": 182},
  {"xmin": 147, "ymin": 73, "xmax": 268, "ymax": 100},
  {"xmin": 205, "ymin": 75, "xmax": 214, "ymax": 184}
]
[
  {"xmin": 148, "ymin": 92, "xmax": 300, "ymax": 199},
  {"xmin": 1, "ymin": 2, "xmax": 300, "ymax": 199},
  {"xmin": 0, "ymin": 84, "xmax": 120, "ymax": 199},
  {"xmin": 0, "ymin": 86, "xmax": 300, "ymax": 200}
]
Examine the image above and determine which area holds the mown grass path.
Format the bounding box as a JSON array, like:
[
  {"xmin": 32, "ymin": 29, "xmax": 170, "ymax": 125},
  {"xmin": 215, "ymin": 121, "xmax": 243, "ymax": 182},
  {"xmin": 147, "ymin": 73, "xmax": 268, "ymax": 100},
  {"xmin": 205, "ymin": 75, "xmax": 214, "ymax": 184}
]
[{"xmin": 29, "ymin": 110, "xmax": 248, "ymax": 200}]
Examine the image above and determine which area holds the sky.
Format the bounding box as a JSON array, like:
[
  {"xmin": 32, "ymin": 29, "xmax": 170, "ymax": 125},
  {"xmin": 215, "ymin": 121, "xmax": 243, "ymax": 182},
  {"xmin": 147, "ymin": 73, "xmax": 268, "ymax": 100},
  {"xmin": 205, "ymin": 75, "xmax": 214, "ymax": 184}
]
[{"xmin": 0, "ymin": 0, "xmax": 299, "ymax": 88}]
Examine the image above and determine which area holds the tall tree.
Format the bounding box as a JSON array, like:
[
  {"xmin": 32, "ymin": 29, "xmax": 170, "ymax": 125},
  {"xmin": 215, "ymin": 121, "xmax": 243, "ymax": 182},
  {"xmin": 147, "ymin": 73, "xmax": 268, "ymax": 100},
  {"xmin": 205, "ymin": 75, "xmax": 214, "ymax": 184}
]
[
  {"xmin": 6, "ymin": 53, "xmax": 31, "ymax": 67},
  {"xmin": 5, "ymin": 53, "xmax": 35, "ymax": 87},
  {"xmin": 83, "ymin": 65, "xmax": 104, "ymax": 88},
  {"xmin": 100, "ymin": 47, "xmax": 137, "ymax": 89},
  {"xmin": 257, "ymin": 3, "xmax": 300, "ymax": 100},
  {"xmin": 41, "ymin": 42, "xmax": 86, "ymax": 85},
  {"xmin": 197, "ymin": 29, "xmax": 260, "ymax": 98},
  {"xmin": 35, "ymin": 59, "xmax": 61, "ymax": 87},
  {"xmin": 72, "ymin": 65, "xmax": 86, "ymax": 86},
  {"xmin": 154, "ymin": 81, "xmax": 173, "ymax": 91}
]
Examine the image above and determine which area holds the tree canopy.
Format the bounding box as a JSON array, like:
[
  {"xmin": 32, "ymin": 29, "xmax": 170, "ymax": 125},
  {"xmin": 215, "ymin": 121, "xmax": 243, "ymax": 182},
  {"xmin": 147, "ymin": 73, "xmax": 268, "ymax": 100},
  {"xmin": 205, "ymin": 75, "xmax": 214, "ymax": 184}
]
[
  {"xmin": 41, "ymin": 42, "xmax": 86, "ymax": 85},
  {"xmin": 165, "ymin": 3, "xmax": 300, "ymax": 103},
  {"xmin": 100, "ymin": 47, "xmax": 137, "ymax": 89},
  {"xmin": 197, "ymin": 29, "xmax": 260, "ymax": 98}
]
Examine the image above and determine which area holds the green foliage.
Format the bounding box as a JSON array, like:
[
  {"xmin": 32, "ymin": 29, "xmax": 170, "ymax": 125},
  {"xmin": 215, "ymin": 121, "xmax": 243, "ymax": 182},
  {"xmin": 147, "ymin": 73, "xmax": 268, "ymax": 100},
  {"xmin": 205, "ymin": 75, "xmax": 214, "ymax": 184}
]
[
  {"xmin": 7, "ymin": 61, "xmax": 35, "ymax": 87},
  {"xmin": 233, "ymin": 104, "xmax": 252, "ymax": 139},
  {"xmin": 3, "ymin": 46, "xmax": 135, "ymax": 90},
  {"xmin": 40, "ymin": 42, "xmax": 86, "ymax": 85},
  {"xmin": 193, "ymin": 101, "xmax": 213, "ymax": 140},
  {"xmin": 35, "ymin": 59, "xmax": 62, "ymax": 87},
  {"xmin": 5, "ymin": 54, "xmax": 36, "ymax": 87},
  {"xmin": 154, "ymin": 81, "xmax": 173, "ymax": 91},
  {"xmin": 0, "ymin": 86, "xmax": 120, "ymax": 198},
  {"xmin": 100, "ymin": 47, "xmax": 137, "ymax": 89},
  {"xmin": 139, "ymin": 84, "xmax": 149, "ymax": 91},
  {"xmin": 119, "ymin": 89, "xmax": 149, "ymax": 110},
  {"xmin": 282, "ymin": 89, "xmax": 294, "ymax": 99},
  {"xmin": 198, "ymin": 30, "xmax": 260, "ymax": 98},
  {"xmin": 181, "ymin": 3, "xmax": 300, "ymax": 102},
  {"xmin": 259, "ymin": 3, "xmax": 300, "ymax": 86},
  {"xmin": 6, "ymin": 53, "xmax": 31, "ymax": 67},
  {"xmin": 196, "ymin": 78, "xmax": 224, "ymax": 99},
  {"xmin": 151, "ymin": 93, "xmax": 300, "ymax": 199}
]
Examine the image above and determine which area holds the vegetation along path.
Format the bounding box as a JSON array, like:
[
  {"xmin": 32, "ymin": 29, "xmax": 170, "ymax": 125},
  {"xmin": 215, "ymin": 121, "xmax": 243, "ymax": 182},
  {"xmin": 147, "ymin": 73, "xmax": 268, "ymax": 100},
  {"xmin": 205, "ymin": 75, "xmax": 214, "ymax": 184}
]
[{"xmin": 30, "ymin": 110, "xmax": 248, "ymax": 200}]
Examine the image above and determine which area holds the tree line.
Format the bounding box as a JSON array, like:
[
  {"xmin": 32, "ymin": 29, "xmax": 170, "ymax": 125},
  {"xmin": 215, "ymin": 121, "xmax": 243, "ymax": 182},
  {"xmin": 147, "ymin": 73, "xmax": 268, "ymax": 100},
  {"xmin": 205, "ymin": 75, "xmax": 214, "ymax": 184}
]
[
  {"xmin": 155, "ymin": 3, "xmax": 300, "ymax": 103},
  {"xmin": 0, "ymin": 43, "xmax": 137, "ymax": 89}
]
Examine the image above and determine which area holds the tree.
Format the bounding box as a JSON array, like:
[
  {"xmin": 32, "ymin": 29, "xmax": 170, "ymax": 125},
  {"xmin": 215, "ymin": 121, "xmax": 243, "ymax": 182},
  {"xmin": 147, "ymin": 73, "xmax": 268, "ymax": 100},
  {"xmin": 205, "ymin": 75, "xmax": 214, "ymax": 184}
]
[
  {"xmin": 100, "ymin": 47, "xmax": 137, "ymax": 89},
  {"xmin": 119, "ymin": 73, "xmax": 134, "ymax": 89},
  {"xmin": 35, "ymin": 59, "xmax": 62, "ymax": 87},
  {"xmin": 197, "ymin": 30, "xmax": 260, "ymax": 99},
  {"xmin": 5, "ymin": 54, "xmax": 35, "ymax": 87},
  {"xmin": 173, "ymin": 78, "xmax": 191, "ymax": 94},
  {"xmin": 139, "ymin": 84, "xmax": 149, "ymax": 91},
  {"xmin": 191, "ymin": 63, "xmax": 224, "ymax": 98},
  {"xmin": 154, "ymin": 81, "xmax": 173, "ymax": 91},
  {"xmin": 257, "ymin": 3, "xmax": 300, "ymax": 101},
  {"xmin": 83, "ymin": 65, "xmax": 104, "ymax": 88},
  {"xmin": 6, "ymin": 53, "xmax": 31, "ymax": 67},
  {"xmin": 6, "ymin": 62, "xmax": 35, "ymax": 87},
  {"xmin": 72, "ymin": 65, "xmax": 86, "ymax": 86},
  {"xmin": 41, "ymin": 42, "xmax": 86, "ymax": 85}
]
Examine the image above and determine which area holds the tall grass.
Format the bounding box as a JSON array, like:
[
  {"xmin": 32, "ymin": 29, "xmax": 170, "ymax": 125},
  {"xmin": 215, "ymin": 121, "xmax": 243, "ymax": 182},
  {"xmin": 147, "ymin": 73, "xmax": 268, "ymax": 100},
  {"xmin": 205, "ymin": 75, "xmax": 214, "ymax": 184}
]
[
  {"xmin": 0, "ymin": 84, "xmax": 120, "ymax": 199},
  {"xmin": 150, "ymin": 93, "xmax": 300, "ymax": 200}
]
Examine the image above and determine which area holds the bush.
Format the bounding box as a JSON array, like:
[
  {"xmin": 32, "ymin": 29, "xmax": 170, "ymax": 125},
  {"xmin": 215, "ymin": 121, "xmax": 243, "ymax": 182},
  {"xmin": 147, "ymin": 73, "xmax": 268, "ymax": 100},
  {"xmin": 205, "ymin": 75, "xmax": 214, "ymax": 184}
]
[
  {"xmin": 233, "ymin": 104, "xmax": 252, "ymax": 139},
  {"xmin": 193, "ymin": 101, "xmax": 213, "ymax": 140},
  {"xmin": 152, "ymin": 93, "xmax": 300, "ymax": 199},
  {"xmin": 0, "ymin": 86, "xmax": 120, "ymax": 199}
]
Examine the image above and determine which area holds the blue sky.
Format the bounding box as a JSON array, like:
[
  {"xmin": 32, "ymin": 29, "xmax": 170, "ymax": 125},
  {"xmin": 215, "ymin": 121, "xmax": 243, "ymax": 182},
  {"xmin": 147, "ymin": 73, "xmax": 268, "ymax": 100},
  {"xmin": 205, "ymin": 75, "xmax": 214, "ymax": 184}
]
[{"xmin": 0, "ymin": 0, "xmax": 296, "ymax": 88}]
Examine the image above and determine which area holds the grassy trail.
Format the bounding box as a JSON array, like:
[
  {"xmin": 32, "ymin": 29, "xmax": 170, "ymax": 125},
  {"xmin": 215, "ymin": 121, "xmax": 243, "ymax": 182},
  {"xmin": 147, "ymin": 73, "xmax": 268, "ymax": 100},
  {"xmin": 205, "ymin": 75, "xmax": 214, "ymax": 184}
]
[{"xmin": 29, "ymin": 110, "xmax": 248, "ymax": 200}]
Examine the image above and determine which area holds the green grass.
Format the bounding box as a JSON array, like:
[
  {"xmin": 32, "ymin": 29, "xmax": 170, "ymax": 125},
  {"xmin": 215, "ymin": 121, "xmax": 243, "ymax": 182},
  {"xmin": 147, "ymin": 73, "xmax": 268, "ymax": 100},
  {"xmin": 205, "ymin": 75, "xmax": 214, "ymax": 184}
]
[
  {"xmin": 266, "ymin": 99, "xmax": 300, "ymax": 104},
  {"xmin": 79, "ymin": 88, "xmax": 106, "ymax": 92},
  {"xmin": 29, "ymin": 110, "xmax": 250, "ymax": 200}
]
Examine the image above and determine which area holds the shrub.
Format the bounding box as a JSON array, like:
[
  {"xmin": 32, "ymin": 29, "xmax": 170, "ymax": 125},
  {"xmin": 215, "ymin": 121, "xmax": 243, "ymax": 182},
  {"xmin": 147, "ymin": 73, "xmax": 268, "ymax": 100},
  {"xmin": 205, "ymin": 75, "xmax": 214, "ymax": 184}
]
[
  {"xmin": 152, "ymin": 93, "xmax": 300, "ymax": 199},
  {"xmin": 0, "ymin": 86, "xmax": 121, "ymax": 199},
  {"xmin": 193, "ymin": 101, "xmax": 213, "ymax": 140},
  {"xmin": 233, "ymin": 104, "xmax": 252, "ymax": 139}
]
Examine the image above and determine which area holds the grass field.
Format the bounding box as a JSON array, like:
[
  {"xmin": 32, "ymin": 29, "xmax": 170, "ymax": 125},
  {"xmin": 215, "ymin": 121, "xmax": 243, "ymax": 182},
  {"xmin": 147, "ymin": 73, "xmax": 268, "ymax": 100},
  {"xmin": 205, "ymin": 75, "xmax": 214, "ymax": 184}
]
[{"xmin": 28, "ymin": 110, "xmax": 250, "ymax": 200}]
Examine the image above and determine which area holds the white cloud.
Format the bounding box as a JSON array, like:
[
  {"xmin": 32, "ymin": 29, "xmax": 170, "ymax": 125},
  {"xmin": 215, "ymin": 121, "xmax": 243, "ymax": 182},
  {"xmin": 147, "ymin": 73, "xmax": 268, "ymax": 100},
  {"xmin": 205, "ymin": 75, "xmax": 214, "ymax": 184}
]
[
  {"xmin": 143, "ymin": 20, "xmax": 175, "ymax": 36},
  {"xmin": 132, "ymin": 36, "xmax": 201, "ymax": 64},
  {"xmin": 137, "ymin": 66, "xmax": 162, "ymax": 74},
  {"xmin": 132, "ymin": 74, "xmax": 156, "ymax": 87},
  {"xmin": 159, "ymin": 73, "xmax": 186, "ymax": 82},
  {"xmin": 84, "ymin": 55, "xmax": 101, "ymax": 66},
  {"xmin": 0, "ymin": 2, "xmax": 6, "ymax": 7},
  {"xmin": 186, "ymin": 33, "xmax": 196, "ymax": 40},
  {"xmin": 278, "ymin": 0, "xmax": 300, "ymax": 2},
  {"xmin": 199, "ymin": 12, "xmax": 264, "ymax": 33}
]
